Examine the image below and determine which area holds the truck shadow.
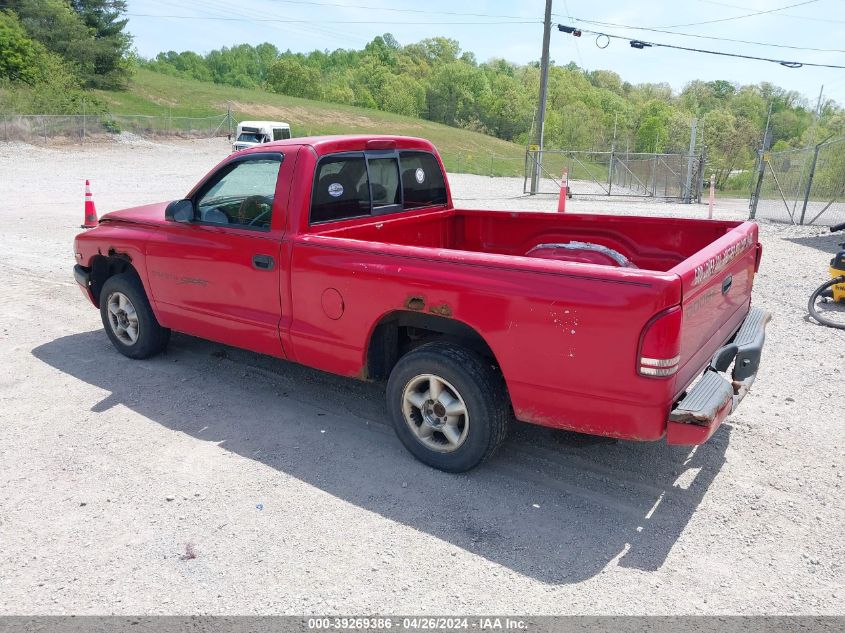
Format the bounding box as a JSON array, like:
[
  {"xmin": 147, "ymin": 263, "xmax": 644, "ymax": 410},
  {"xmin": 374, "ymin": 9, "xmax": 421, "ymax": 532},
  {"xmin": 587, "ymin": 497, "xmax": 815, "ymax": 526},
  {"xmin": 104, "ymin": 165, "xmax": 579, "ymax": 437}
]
[
  {"xmin": 784, "ymin": 231, "xmax": 844, "ymax": 254},
  {"xmin": 33, "ymin": 331, "xmax": 729, "ymax": 586}
]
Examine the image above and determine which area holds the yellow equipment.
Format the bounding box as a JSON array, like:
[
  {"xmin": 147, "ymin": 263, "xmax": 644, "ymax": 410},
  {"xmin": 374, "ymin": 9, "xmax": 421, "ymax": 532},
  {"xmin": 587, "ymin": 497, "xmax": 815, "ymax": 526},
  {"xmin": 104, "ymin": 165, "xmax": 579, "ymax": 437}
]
[
  {"xmin": 809, "ymin": 223, "xmax": 845, "ymax": 330},
  {"xmin": 831, "ymin": 251, "xmax": 845, "ymax": 303}
]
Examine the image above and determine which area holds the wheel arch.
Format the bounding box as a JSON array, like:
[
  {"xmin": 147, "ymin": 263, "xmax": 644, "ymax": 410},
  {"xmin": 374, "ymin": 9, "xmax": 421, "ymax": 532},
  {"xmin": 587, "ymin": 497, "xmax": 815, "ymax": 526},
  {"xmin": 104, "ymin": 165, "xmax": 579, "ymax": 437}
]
[
  {"xmin": 363, "ymin": 309, "xmax": 501, "ymax": 382},
  {"xmin": 88, "ymin": 251, "xmax": 141, "ymax": 306}
]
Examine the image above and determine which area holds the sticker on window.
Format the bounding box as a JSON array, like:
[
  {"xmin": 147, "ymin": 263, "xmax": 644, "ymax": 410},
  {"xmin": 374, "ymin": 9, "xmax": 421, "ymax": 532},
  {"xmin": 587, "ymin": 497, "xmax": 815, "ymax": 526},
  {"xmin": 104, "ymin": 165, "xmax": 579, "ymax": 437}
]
[
  {"xmin": 328, "ymin": 182, "xmax": 344, "ymax": 198},
  {"xmin": 415, "ymin": 168, "xmax": 425, "ymax": 184}
]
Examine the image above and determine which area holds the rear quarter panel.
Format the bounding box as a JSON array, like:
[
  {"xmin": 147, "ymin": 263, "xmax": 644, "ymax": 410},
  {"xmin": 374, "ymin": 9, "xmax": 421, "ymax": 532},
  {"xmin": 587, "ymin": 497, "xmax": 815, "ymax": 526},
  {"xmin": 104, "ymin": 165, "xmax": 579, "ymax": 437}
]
[{"xmin": 287, "ymin": 236, "xmax": 684, "ymax": 440}]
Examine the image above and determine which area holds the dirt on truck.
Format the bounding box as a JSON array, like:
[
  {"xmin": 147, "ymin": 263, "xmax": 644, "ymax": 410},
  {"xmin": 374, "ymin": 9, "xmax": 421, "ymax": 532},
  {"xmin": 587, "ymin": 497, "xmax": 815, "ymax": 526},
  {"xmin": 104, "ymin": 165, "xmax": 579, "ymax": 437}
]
[{"xmin": 72, "ymin": 135, "xmax": 770, "ymax": 472}]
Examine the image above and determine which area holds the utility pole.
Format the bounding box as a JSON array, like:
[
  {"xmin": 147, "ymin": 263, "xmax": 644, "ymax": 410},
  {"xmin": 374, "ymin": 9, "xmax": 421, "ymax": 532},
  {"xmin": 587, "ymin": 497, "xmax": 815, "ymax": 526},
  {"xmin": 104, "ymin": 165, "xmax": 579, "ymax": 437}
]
[{"xmin": 529, "ymin": 0, "xmax": 553, "ymax": 195}]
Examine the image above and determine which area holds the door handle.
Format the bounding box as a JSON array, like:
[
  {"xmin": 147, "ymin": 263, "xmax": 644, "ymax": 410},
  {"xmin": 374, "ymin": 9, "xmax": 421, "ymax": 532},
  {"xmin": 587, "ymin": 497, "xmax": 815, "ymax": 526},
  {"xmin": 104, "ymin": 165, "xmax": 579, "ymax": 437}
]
[{"xmin": 252, "ymin": 254, "xmax": 275, "ymax": 271}]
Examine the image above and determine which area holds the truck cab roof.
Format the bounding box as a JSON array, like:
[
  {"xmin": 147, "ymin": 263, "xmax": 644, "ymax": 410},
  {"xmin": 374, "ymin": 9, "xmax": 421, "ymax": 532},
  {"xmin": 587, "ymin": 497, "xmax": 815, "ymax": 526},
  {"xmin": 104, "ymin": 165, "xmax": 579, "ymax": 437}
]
[{"xmin": 239, "ymin": 135, "xmax": 438, "ymax": 157}]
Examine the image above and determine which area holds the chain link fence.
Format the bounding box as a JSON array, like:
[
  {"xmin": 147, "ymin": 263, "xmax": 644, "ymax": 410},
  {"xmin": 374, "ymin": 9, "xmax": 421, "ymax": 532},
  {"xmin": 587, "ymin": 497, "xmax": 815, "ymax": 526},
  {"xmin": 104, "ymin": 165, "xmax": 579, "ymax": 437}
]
[
  {"xmin": 750, "ymin": 137, "xmax": 845, "ymax": 226},
  {"xmin": 1, "ymin": 113, "xmax": 528, "ymax": 180},
  {"xmin": 524, "ymin": 149, "xmax": 705, "ymax": 201},
  {"xmin": 1, "ymin": 113, "xmax": 231, "ymax": 144}
]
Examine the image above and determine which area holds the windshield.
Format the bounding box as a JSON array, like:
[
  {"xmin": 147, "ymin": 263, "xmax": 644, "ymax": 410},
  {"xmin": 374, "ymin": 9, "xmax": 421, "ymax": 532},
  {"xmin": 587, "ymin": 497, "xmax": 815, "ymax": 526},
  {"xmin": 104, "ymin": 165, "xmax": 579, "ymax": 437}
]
[{"xmin": 237, "ymin": 132, "xmax": 263, "ymax": 143}]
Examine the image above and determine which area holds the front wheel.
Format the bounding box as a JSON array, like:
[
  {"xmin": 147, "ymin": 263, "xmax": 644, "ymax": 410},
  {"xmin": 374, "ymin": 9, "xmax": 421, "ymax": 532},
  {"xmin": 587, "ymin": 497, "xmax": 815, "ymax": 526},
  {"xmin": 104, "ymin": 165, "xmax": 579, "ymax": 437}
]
[
  {"xmin": 100, "ymin": 273, "xmax": 171, "ymax": 359},
  {"xmin": 386, "ymin": 342, "xmax": 510, "ymax": 472},
  {"xmin": 808, "ymin": 276, "xmax": 845, "ymax": 330}
]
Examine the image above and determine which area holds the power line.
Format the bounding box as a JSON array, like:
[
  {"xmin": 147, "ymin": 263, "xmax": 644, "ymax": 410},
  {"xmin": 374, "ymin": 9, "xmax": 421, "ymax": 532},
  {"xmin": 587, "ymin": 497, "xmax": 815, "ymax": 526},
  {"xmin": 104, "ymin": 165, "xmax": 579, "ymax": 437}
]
[
  {"xmin": 658, "ymin": 0, "xmax": 819, "ymax": 28},
  {"xmin": 565, "ymin": 17, "xmax": 845, "ymax": 53},
  {"xmin": 557, "ymin": 23, "xmax": 845, "ymax": 69}
]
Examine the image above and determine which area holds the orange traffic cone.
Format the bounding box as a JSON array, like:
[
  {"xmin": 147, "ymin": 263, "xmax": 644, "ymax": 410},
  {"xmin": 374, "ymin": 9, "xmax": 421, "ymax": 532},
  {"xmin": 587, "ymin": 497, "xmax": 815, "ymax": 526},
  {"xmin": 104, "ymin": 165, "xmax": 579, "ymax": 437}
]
[
  {"xmin": 82, "ymin": 179, "xmax": 98, "ymax": 228},
  {"xmin": 557, "ymin": 169, "xmax": 569, "ymax": 213}
]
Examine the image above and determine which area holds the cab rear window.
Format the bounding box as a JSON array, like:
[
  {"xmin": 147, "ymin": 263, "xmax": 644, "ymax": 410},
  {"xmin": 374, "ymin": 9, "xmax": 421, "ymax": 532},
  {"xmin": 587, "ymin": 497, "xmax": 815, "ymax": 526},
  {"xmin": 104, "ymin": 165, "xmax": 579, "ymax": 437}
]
[
  {"xmin": 310, "ymin": 150, "xmax": 447, "ymax": 224},
  {"xmin": 399, "ymin": 151, "xmax": 448, "ymax": 210}
]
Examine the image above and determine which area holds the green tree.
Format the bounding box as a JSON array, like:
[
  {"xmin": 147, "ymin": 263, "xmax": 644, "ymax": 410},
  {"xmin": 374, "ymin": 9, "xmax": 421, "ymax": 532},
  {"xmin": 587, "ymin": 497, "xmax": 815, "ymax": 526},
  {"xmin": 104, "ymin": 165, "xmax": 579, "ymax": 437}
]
[
  {"xmin": 266, "ymin": 56, "xmax": 321, "ymax": 100},
  {"xmin": 426, "ymin": 62, "xmax": 488, "ymax": 126},
  {"xmin": 0, "ymin": 10, "xmax": 41, "ymax": 84},
  {"xmin": 12, "ymin": 0, "xmax": 95, "ymax": 80},
  {"xmin": 69, "ymin": 0, "xmax": 132, "ymax": 88},
  {"xmin": 9, "ymin": 0, "xmax": 130, "ymax": 89},
  {"xmin": 636, "ymin": 100, "xmax": 671, "ymax": 152},
  {"xmin": 0, "ymin": 10, "xmax": 98, "ymax": 113}
]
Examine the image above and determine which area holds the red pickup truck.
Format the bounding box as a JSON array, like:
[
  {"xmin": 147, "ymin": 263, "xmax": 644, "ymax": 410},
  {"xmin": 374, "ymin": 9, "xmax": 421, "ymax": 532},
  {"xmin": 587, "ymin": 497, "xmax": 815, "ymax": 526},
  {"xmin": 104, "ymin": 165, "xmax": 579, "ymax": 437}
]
[{"xmin": 73, "ymin": 135, "xmax": 769, "ymax": 472}]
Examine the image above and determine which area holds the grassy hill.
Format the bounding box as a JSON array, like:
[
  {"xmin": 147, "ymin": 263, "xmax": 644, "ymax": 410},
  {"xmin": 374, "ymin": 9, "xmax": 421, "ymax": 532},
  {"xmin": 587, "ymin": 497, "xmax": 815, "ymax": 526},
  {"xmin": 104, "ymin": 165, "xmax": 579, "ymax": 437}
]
[{"xmin": 94, "ymin": 69, "xmax": 527, "ymax": 176}]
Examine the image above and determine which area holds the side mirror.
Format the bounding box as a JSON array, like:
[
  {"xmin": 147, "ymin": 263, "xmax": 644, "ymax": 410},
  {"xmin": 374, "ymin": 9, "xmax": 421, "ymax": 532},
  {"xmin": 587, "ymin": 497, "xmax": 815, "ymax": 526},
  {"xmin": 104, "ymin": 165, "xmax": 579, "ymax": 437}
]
[{"xmin": 165, "ymin": 199, "xmax": 194, "ymax": 223}]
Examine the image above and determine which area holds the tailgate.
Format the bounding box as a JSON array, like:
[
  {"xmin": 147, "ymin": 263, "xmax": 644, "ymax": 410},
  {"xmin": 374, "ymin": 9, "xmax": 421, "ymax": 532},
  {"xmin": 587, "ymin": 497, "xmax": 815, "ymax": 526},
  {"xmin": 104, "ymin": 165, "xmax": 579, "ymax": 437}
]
[{"xmin": 670, "ymin": 221, "xmax": 760, "ymax": 396}]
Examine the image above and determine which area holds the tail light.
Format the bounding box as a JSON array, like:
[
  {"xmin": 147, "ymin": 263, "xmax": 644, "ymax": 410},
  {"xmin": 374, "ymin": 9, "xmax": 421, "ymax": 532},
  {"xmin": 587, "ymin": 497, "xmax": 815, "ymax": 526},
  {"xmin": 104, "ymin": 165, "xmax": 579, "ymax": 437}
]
[{"xmin": 638, "ymin": 307, "xmax": 682, "ymax": 377}]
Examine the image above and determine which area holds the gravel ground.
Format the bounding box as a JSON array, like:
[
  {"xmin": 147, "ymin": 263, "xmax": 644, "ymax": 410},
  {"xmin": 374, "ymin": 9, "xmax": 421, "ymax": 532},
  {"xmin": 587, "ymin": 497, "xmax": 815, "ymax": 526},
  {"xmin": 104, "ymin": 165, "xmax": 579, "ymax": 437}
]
[{"xmin": 0, "ymin": 137, "xmax": 843, "ymax": 615}]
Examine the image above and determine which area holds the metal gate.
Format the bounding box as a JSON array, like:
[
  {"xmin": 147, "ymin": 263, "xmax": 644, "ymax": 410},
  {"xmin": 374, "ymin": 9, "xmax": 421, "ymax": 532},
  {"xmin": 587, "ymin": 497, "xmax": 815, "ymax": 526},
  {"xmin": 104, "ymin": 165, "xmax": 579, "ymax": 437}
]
[
  {"xmin": 524, "ymin": 149, "xmax": 705, "ymax": 202},
  {"xmin": 750, "ymin": 137, "xmax": 845, "ymax": 226}
]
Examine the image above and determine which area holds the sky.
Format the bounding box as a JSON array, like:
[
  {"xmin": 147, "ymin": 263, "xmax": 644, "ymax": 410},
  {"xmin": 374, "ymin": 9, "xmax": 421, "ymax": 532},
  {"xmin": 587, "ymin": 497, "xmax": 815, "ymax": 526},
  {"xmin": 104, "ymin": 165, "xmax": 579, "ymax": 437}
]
[{"xmin": 126, "ymin": 0, "xmax": 845, "ymax": 108}]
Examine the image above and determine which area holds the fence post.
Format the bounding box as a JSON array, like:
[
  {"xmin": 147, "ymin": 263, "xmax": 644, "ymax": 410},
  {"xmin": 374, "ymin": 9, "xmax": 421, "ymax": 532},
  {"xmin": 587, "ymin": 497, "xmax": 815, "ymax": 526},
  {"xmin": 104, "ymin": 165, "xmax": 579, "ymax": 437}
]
[
  {"xmin": 607, "ymin": 145, "xmax": 614, "ymax": 196},
  {"xmin": 651, "ymin": 155, "xmax": 658, "ymax": 196},
  {"xmin": 799, "ymin": 143, "xmax": 822, "ymax": 225},
  {"xmin": 749, "ymin": 151, "xmax": 766, "ymax": 219},
  {"xmin": 708, "ymin": 174, "xmax": 716, "ymax": 219},
  {"xmin": 82, "ymin": 99, "xmax": 86, "ymax": 141},
  {"xmin": 684, "ymin": 118, "xmax": 698, "ymax": 204},
  {"xmin": 3, "ymin": 115, "xmax": 7, "ymax": 142}
]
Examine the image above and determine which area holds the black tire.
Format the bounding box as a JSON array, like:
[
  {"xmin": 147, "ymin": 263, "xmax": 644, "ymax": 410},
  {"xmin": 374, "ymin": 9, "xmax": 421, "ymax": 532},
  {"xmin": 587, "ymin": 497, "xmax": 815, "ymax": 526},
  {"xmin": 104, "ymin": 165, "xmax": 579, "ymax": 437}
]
[
  {"xmin": 808, "ymin": 276, "xmax": 845, "ymax": 330},
  {"xmin": 386, "ymin": 342, "xmax": 510, "ymax": 472},
  {"xmin": 100, "ymin": 272, "xmax": 171, "ymax": 359}
]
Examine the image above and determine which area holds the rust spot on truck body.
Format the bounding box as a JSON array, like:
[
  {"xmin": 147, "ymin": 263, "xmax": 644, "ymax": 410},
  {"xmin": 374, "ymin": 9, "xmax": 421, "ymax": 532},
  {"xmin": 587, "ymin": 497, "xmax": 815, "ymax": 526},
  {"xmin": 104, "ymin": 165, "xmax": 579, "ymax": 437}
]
[
  {"xmin": 405, "ymin": 296, "xmax": 425, "ymax": 311},
  {"xmin": 428, "ymin": 303, "xmax": 453, "ymax": 317},
  {"xmin": 107, "ymin": 248, "xmax": 132, "ymax": 262}
]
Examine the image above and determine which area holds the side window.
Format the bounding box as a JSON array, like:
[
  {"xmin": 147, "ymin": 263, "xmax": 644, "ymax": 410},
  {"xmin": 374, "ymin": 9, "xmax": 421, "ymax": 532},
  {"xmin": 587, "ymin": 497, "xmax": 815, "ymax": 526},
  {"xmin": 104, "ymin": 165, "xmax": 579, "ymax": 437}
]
[
  {"xmin": 272, "ymin": 128, "xmax": 287, "ymax": 141},
  {"xmin": 399, "ymin": 151, "xmax": 448, "ymax": 209},
  {"xmin": 310, "ymin": 155, "xmax": 370, "ymax": 223},
  {"xmin": 196, "ymin": 158, "xmax": 281, "ymax": 230}
]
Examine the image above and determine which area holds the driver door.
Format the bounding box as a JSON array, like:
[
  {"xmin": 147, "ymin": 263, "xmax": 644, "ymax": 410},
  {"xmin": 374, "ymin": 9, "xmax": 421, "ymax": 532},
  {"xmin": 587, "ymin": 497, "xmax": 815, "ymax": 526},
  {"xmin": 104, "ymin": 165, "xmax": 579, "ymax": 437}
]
[{"xmin": 146, "ymin": 152, "xmax": 290, "ymax": 358}]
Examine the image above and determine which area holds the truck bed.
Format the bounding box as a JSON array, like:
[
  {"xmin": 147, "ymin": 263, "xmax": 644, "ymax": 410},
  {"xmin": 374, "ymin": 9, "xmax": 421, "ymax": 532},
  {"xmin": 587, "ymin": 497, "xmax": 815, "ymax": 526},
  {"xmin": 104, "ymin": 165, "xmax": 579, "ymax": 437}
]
[
  {"xmin": 297, "ymin": 207, "xmax": 759, "ymax": 441},
  {"xmin": 316, "ymin": 208, "xmax": 741, "ymax": 271}
]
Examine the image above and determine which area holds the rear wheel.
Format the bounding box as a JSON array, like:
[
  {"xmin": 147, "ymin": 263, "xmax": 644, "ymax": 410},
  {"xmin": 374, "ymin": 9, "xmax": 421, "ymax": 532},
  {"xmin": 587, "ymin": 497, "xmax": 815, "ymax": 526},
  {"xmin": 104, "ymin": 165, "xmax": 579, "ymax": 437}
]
[
  {"xmin": 386, "ymin": 342, "xmax": 510, "ymax": 472},
  {"xmin": 100, "ymin": 273, "xmax": 170, "ymax": 359}
]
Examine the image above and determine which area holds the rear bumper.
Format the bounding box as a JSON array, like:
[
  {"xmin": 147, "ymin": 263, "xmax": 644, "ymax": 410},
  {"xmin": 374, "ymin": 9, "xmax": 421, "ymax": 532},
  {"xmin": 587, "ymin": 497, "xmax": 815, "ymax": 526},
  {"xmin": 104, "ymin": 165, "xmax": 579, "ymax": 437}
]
[{"xmin": 666, "ymin": 306, "xmax": 771, "ymax": 445}]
